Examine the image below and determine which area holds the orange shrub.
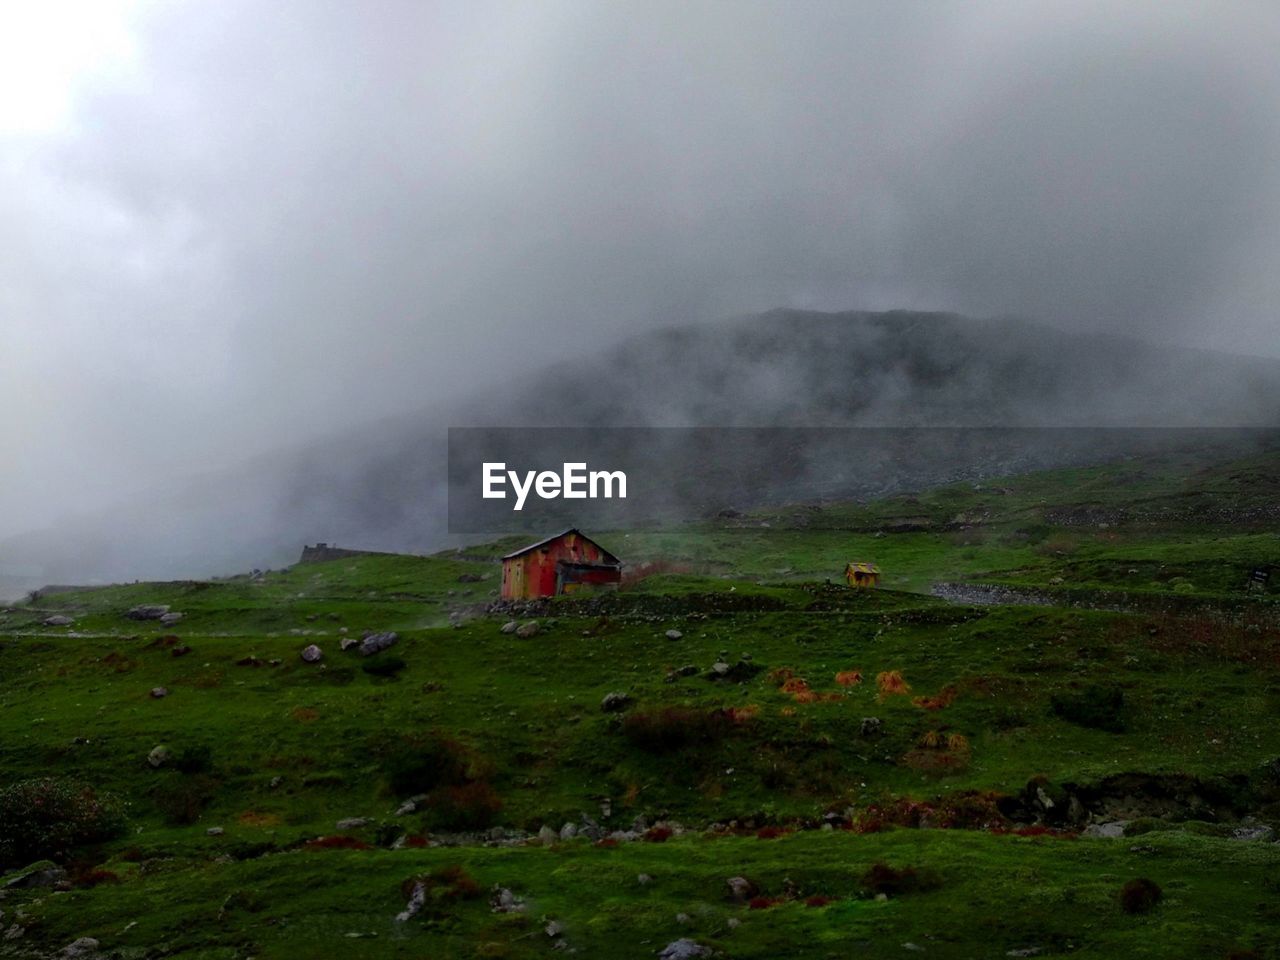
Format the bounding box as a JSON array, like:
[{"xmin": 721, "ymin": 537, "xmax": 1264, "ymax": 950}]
[
  {"xmin": 876, "ymin": 670, "xmax": 911, "ymax": 699},
  {"xmin": 835, "ymin": 670, "xmax": 863, "ymax": 687}
]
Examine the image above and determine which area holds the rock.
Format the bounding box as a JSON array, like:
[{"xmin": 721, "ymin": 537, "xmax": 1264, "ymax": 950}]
[
  {"xmin": 727, "ymin": 917, "xmax": 741, "ymax": 929},
  {"xmin": 538, "ymin": 825, "xmax": 558, "ymax": 845},
  {"xmin": 725, "ymin": 876, "xmax": 756, "ymax": 902},
  {"xmin": 340, "ymin": 637, "xmax": 359, "ymax": 651},
  {"xmin": 515, "ymin": 621, "xmax": 540, "ymax": 639},
  {"xmin": 458, "ymin": 573, "xmax": 484, "ymax": 583},
  {"xmin": 397, "ymin": 882, "xmax": 426, "ymax": 922},
  {"xmin": 269, "ymin": 776, "xmax": 283, "ymax": 789},
  {"xmin": 500, "ymin": 620, "xmax": 519, "ymax": 634},
  {"xmin": 206, "ymin": 827, "xmax": 224, "ymax": 836},
  {"xmin": 1082, "ymin": 821, "xmax": 1127, "ymax": 839},
  {"xmin": 3, "ymin": 861, "xmax": 66, "ymax": 889},
  {"xmin": 559, "ymin": 822, "xmax": 578, "ymax": 840},
  {"xmin": 359, "ymin": 632, "xmax": 398, "ymax": 656},
  {"xmin": 601, "ymin": 692, "xmax": 632, "ymax": 712},
  {"xmin": 657, "ymin": 939, "xmax": 712, "ymax": 960},
  {"xmin": 490, "ymin": 887, "xmax": 526, "ymax": 913},
  {"xmin": 860, "ymin": 717, "xmax": 883, "ymax": 737},
  {"xmin": 147, "ymin": 745, "xmax": 170, "ymax": 768},
  {"xmin": 159, "ymin": 612, "xmax": 184, "ymax": 625},
  {"xmin": 637, "ymin": 873, "xmax": 653, "ymax": 886},
  {"xmin": 1231, "ymin": 819, "xmax": 1275, "ymax": 842},
  {"xmin": 903, "ymin": 944, "xmax": 925, "ymax": 953},
  {"xmin": 59, "ymin": 938, "xmax": 100, "ymax": 958},
  {"xmin": 710, "ymin": 660, "xmax": 731, "ymax": 676},
  {"xmin": 150, "ymin": 687, "xmax": 168, "ymax": 699},
  {"xmin": 337, "ymin": 817, "xmax": 370, "ymax": 830},
  {"xmin": 300, "ymin": 644, "xmax": 323, "ymax": 663},
  {"xmin": 1006, "ymin": 949, "xmax": 1043, "ymax": 958},
  {"xmin": 545, "ymin": 920, "xmax": 564, "ymax": 938},
  {"xmin": 42, "ymin": 615, "xmax": 74, "ymax": 626},
  {"xmin": 126, "ymin": 604, "xmax": 170, "ymax": 621},
  {"xmin": 665, "ymin": 629, "xmax": 683, "ymax": 640},
  {"xmin": 675, "ymin": 912, "xmax": 691, "ymax": 925}
]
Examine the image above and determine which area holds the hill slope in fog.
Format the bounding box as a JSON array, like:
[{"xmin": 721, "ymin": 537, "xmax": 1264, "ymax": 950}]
[{"xmin": 4, "ymin": 310, "xmax": 1278, "ymax": 592}]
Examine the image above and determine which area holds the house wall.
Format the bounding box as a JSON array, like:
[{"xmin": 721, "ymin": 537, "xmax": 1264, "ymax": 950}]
[{"xmin": 501, "ymin": 531, "xmax": 614, "ymax": 599}]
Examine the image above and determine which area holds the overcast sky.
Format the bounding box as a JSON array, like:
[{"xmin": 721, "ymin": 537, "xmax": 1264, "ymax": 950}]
[{"xmin": 2, "ymin": 0, "xmax": 1279, "ymax": 537}]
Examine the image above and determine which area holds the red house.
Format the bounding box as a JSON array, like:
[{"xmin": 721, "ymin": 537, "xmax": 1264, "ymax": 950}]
[{"xmin": 500, "ymin": 529, "xmax": 622, "ymax": 600}]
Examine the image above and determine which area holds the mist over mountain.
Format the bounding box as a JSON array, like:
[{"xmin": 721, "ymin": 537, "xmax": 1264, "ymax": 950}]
[{"xmin": 4, "ymin": 309, "xmax": 1278, "ymax": 597}]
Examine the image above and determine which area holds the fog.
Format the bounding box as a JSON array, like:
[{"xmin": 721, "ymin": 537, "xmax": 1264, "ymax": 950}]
[{"xmin": 3, "ymin": 1, "xmax": 1279, "ymax": 551}]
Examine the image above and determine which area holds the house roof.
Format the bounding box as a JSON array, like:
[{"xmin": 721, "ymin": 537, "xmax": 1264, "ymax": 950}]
[
  {"xmin": 845, "ymin": 561, "xmax": 880, "ymax": 574},
  {"xmin": 501, "ymin": 528, "xmax": 621, "ymax": 564}
]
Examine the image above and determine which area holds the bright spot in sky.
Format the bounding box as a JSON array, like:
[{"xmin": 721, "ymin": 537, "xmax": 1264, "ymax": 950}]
[{"xmin": 0, "ymin": 0, "xmax": 142, "ymax": 136}]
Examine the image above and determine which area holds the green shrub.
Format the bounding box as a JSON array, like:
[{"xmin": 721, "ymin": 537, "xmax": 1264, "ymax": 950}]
[
  {"xmin": 382, "ymin": 734, "xmax": 473, "ymax": 797},
  {"xmin": 860, "ymin": 861, "xmax": 942, "ymax": 897},
  {"xmin": 362, "ymin": 655, "xmax": 407, "ymax": 678},
  {"xmin": 421, "ymin": 782, "xmax": 502, "ymax": 832},
  {"xmin": 620, "ymin": 707, "xmax": 729, "ymax": 753},
  {"xmin": 174, "ymin": 744, "xmax": 214, "ymax": 774},
  {"xmin": 1050, "ymin": 685, "xmax": 1126, "ymax": 732},
  {"xmin": 0, "ymin": 778, "xmax": 125, "ymax": 867},
  {"xmin": 153, "ymin": 774, "xmax": 221, "ymax": 825},
  {"xmin": 1119, "ymin": 877, "xmax": 1162, "ymax": 914}
]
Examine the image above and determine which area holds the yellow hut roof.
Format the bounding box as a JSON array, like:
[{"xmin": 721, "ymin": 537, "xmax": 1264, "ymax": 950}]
[{"xmin": 845, "ymin": 562, "xmax": 881, "ymax": 574}]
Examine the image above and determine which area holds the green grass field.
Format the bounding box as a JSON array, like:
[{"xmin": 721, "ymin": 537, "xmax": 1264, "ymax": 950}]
[{"xmin": 3, "ymin": 444, "xmax": 1280, "ymax": 958}]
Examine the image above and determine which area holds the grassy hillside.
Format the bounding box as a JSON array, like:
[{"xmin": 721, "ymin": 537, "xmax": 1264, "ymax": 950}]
[{"xmin": 3, "ymin": 446, "xmax": 1280, "ymax": 958}]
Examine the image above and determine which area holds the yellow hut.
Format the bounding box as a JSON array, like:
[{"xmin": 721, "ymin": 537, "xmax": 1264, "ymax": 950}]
[{"xmin": 844, "ymin": 561, "xmax": 881, "ymax": 588}]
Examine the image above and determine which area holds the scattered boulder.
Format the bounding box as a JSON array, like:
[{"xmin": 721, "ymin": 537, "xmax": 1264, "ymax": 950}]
[
  {"xmin": 340, "ymin": 637, "xmax": 359, "ymax": 651},
  {"xmin": 860, "ymin": 717, "xmax": 883, "ymax": 737},
  {"xmin": 545, "ymin": 919, "xmax": 564, "ymax": 938},
  {"xmin": 665, "ymin": 629, "xmax": 683, "ymax": 641},
  {"xmin": 559, "ymin": 822, "xmax": 578, "ymax": 840},
  {"xmin": 1082, "ymin": 821, "xmax": 1127, "ymax": 839},
  {"xmin": 515, "ymin": 621, "xmax": 540, "ymax": 639},
  {"xmin": 457, "ymin": 573, "xmax": 484, "ymax": 583},
  {"xmin": 490, "ymin": 887, "xmax": 526, "ymax": 913},
  {"xmin": 159, "ymin": 612, "xmax": 184, "ymax": 625},
  {"xmin": 726, "ymin": 876, "xmax": 757, "ymax": 903},
  {"xmin": 396, "ymin": 882, "xmax": 426, "ymax": 922},
  {"xmin": 500, "ymin": 620, "xmax": 519, "ymax": 635},
  {"xmin": 147, "ymin": 745, "xmax": 170, "ymax": 768},
  {"xmin": 59, "ymin": 938, "xmax": 100, "ymax": 958},
  {"xmin": 149, "ymin": 687, "xmax": 168, "ymax": 699},
  {"xmin": 42, "ymin": 615, "xmax": 74, "ymax": 627},
  {"xmin": 1231, "ymin": 819, "xmax": 1275, "ymax": 842},
  {"xmin": 601, "ymin": 692, "xmax": 633, "ymax": 713},
  {"xmin": 359, "ymin": 632, "xmax": 398, "ymax": 656},
  {"xmin": 337, "ymin": 817, "xmax": 370, "ymax": 830},
  {"xmin": 206, "ymin": 826, "xmax": 224, "ymax": 836},
  {"xmin": 3, "ymin": 861, "xmax": 66, "ymax": 889},
  {"xmin": 126, "ymin": 604, "xmax": 170, "ymax": 621},
  {"xmin": 300, "ymin": 644, "xmax": 324, "ymax": 663},
  {"xmin": 706, "ymin": 658, "xmax": 761, "ymax": 681},
  {"xmin": 637, "ymin": 873, "xmax": 653, "ymax": 886},
  {"xmin": 658, "ymin": 939, "xmax": 712, "ymax": 960},
  {"xmin": 537, "ymin": 825, "xmax": 558, "ymax": 845}
]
